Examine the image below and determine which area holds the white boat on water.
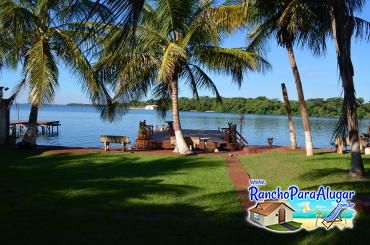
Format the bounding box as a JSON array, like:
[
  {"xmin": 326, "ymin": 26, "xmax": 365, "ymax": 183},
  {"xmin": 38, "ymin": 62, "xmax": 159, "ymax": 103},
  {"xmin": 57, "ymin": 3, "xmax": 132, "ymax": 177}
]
[{"xmin": 144, "ymin": 105, "xmax": 158, "ymax": 110}]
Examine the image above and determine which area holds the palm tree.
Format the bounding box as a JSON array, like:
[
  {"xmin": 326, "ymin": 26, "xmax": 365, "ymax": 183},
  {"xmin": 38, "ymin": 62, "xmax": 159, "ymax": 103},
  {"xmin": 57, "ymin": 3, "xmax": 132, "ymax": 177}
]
[
  {"xmin": 96, "ymin": 0, "xmax": 269, "ymax": 155},
  {"xmin": 246, "ymin": 0, "xmax": 315, "ymax": 156},
  {"xmin": 281, "ymin": 83, "xmax": 297, "ymax": 149},
  {"xmin": 315, "ymin": 209, "xmax": 324, "ymax": 227},
  {"xmin": 280, "ymin": 0, "xmax": 368, "ymax": 176},
  {"xmin": 0, "ymin": 0, "xmax": 112, "ymax": 147},
  {"xmin": 328, "ymin": 0, "xmax": 367, "ymax": 177}
]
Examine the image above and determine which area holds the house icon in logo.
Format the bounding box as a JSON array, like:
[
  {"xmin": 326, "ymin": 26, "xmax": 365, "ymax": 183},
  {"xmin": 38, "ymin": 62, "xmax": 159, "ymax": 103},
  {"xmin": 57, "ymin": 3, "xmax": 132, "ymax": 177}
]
[{"xmin": 249, "ymin": 201, "xmax": 295, "ymax": 227}]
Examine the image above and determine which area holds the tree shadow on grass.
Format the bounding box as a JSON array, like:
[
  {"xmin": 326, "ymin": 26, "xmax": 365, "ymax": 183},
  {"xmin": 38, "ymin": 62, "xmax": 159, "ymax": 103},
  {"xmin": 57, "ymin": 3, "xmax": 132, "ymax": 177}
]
[
  {"xmin": 308, "ymin": 152, "xmax": 370, "ymax": 162},
  {"xmin": 299, "ymin": 168, "xmax": 351, "ymax": 180},
  {"xmin": 1, "ymin": 147, "xmax": 370, "ymax": 244},
  {"xmin": 299, "ymin": 152, "xmax": 370, "ymax": 179},
  {"xmin": 314, "ymin": 151, "xmax": 337, "ymax": 156},
  {"xmin": 0, "ymin": 151, "xmax": 217, "ymax": 209}
]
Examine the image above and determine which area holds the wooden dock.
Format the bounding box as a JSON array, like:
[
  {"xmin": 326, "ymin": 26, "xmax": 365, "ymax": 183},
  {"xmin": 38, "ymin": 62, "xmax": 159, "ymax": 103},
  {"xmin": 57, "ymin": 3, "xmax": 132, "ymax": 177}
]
[
  {"xmin": 10, "ymin": 120, "xmax": 61, "ymax": 136},
  {"xmin": 134, "ymin": 128, "xmax": 243, "ymax": 151}
]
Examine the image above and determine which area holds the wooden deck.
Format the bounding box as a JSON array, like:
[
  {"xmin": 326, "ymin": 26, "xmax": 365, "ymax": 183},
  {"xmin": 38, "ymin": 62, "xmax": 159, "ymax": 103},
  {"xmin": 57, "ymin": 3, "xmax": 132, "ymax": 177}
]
[
  {"xmin": 135, "ymin": 129, "xmax": 240, "ymax": 151},
  {"xmin": 150, "ymin": 129, "xmax": 224, "ymax": 141},
  {"xmin": 10, "ymin": 120, "xmax": 61, "ymax": 136},
  {"xmin": 10, "ymin": 120, "xmax": 61, "ymax": 126}
]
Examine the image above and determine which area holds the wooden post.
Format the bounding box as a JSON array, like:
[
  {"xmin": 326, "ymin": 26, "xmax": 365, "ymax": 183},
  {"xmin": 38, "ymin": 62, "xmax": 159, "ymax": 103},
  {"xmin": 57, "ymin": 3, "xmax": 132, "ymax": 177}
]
[
  {"xmin": 281, "ymin": 83, "xmax": 297, "ymax": 150},
  {"xmin": 121, "ymin": 142, "xmax": 126, "ymax": 152},
  {"xmin": 104, "ymin": 141, "xmax": 109, "ymax": 151}
]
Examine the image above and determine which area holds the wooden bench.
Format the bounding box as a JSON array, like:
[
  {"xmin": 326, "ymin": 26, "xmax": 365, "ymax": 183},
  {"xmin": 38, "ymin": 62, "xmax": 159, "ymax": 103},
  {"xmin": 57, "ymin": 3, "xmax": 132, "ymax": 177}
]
[{"xmin": 100, "ymin": 135, "xmax": 130, "ymax": 151}]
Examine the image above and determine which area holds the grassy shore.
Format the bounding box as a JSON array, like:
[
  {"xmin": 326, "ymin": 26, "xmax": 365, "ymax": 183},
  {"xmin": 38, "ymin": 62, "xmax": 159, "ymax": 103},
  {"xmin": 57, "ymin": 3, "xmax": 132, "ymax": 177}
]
[
  {"xmin": 1, "ymin": 147, "xmax": 369, "ymax": 244},
  {"xmin": 239, "ymin": 151, "xmax": 370, "ymax": 193}
]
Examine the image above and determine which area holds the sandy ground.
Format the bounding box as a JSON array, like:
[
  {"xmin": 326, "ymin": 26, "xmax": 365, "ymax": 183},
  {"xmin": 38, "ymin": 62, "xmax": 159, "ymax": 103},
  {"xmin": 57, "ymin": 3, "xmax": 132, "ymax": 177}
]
[{"xmin": 294, "ymin": 218, "xmax": 354, "ymax": 231}]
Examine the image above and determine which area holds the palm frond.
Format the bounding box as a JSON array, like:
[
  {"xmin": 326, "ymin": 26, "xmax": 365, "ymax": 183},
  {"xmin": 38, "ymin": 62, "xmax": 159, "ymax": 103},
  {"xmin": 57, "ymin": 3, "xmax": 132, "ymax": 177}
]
[
  {"xmin": 8, "ymin": 75, "xmax": 27, "ymax": 103},
  {"xmin": 247, "ymin": 17, "xmax": 275, "ymax": 56},
  {"xmin": 181, "ymin": 64, "xmax": 199, "ymax": 99},
  {"xmin": 182, "ymin": 64, "xmax": 222, "ymax": 103},
  {"xmin": 209, "ymin": 2, "xmax": 249, "ymax": 33},
  {"xmin": 52, "ymin": 30, "xmax": 101, "ymax": 101},
  {"xmin": 353, "ymin": 16, "xmax": 370, "ymax": 41},
  {"xmin": 193, "ymin": 46, "xmax": 271, "ymax": 86},
  {"xmin": 152, "ymin": 82, "xmax": 172, "ymax": 118},
  {"xmin": 0, "ymin": 0, "xmax": 38, "ymax": 49},
  {"xmin": 156, "ymin": 0, "xmax": 197, "ymax": 36},
  {"xmin": 51, "ymin": 28, "xmax": 115, "ymax": 119},
  {"xmin": 158, "ymin": 43, "xmax": 187, "ymax": 82},
  {"xmin": 26, "ymin": 38, "xmax": 59, "ymax": 105}
]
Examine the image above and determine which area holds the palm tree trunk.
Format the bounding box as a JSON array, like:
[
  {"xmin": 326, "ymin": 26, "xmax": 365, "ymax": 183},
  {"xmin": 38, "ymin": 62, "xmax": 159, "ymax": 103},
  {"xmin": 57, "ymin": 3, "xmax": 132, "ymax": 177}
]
[
  {"xmin": 170, "ymin": 76, "xmax": 192, "ymax": 155},
  {"xmin": 286, "ymin": 43, "xmax": 314, "ymax": 156},
  {"xmin": 22, "ymin": 104, "xmax": 38, "ymax": 147},
  {"xmin": 0, "ymin": 99, "xmax": 11, "ymax": 144},
  {"xmin": 281, "ymin": 83, "xmax": 297, "ymax": 150},
  {"xmin": 331, "ymin": 5, "xmax": 365, "ymax": 177}
]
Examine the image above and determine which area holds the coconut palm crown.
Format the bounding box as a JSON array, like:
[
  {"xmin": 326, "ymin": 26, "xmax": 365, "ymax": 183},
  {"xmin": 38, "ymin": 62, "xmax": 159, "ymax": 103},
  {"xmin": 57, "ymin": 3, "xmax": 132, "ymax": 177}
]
[
  {"xmin": 0, "ymin": 0, "xmax": 112, "ymax": 147},
  {"xmin": 96, "ymin": 0, "xmax": 270, "ymax": 155},
  {"xmin": 278, "ymin": 0, "xmax": 370, "ymax": 176},
  {"xmin": 241, "ymin": 0, "xmax": 333, "ymax": 157}
]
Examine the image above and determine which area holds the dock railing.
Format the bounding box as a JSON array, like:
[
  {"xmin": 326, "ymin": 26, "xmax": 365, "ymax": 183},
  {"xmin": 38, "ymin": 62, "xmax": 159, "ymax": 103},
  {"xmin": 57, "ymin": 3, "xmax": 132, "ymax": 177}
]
[
  {"xmin": 221, "ymin": 123, "xmax": 248, "ymax": 147},
  {"xmin": 236, "ymin": 130, "xmax": 248, "ymax": 146}
]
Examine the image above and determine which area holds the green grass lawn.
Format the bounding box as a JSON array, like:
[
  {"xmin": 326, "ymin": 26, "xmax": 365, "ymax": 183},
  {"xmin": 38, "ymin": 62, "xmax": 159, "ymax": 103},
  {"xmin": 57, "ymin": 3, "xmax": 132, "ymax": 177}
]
[
  {"xmin": 267, "ymin": 221, "xmax": 302, "ymax": 232},
  {"xmin": 267, "ymin": 224, "xmax": 290, "ymax": 231},
  {"xmin": 240, "ymin": 151, "xmax": 370, "ymax": 193},
  {"xmin": 1, "ymin": 147, "xmax": 370, "ymax": 244}
]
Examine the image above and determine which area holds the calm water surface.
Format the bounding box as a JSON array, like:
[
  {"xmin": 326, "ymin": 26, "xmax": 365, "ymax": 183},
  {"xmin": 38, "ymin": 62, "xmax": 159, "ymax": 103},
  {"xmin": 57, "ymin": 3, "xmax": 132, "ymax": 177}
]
[{"xmin": 10, "ymin": 104, "xmax": 370, "ymax": 148}]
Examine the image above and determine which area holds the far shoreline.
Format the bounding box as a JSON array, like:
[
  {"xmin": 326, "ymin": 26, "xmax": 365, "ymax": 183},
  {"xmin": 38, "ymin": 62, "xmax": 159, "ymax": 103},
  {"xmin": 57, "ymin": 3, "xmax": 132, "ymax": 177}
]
[{"xmin": 11, "ymin": 103, "xmax": 366, "ymax": 120}]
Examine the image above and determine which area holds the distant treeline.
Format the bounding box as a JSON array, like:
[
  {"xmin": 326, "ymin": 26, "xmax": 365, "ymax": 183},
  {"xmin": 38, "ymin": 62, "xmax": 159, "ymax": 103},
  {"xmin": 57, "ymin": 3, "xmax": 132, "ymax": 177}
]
[
  {"xmin": 68, "ymin": 96, "xmax": 370, "ymax": 118},
  {"xmin": 131, "ymin": 96, "xmax": 370, "ymax": 118}
]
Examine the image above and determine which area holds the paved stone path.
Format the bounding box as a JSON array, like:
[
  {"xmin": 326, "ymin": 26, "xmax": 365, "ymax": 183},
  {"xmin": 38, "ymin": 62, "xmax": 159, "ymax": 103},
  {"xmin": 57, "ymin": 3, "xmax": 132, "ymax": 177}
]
[
  {"xmin": 280, "ymin": 222, "xmax": 300, "ymax": 231},
  {"xmin": 224, "ymin": 154, "xmax": 254, "ymax": 213}
]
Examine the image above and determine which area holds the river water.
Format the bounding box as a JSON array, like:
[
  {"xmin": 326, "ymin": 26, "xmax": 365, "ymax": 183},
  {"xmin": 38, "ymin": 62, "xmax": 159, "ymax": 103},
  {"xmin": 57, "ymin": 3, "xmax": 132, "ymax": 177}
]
[{"xmin": 10, "ymin": 104, "xmax": 370, "ymax": 148}]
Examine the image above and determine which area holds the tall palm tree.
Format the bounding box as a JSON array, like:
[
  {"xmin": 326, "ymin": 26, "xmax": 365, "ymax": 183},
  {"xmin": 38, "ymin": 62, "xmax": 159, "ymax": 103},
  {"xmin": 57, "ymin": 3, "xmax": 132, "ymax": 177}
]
[
  {"xmin": 280, "ymin": 0, "xmax": 368, "ymax": 176},
  {"xmin": 328, "ymin": 0, "xmax": 367, "ymax": 177},
  {"xmin": 245, "ymin": 0, "xmax": 316, "ymax": 156},
  {"xmin": 0, "ymin": 0, "xmax": 112, "ymax": 148},
  {"xmin": 96, "ymin": 0, "xmax": 269, "ymax": 155},
  {"xmin": 281, "ymin": 83, "xmax": 297, "ymax": 149}
]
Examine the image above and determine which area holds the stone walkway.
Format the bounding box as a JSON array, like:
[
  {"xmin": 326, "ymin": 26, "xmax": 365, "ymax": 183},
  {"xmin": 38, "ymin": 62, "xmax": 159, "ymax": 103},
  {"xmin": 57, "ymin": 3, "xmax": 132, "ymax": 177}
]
[
  {"xmin": 224, "ymin": 154, "xmax": 255, "ymax": 213},
  {"xmin": 280, "ymin": 222, "xmax": 300, "ymax": 231}
]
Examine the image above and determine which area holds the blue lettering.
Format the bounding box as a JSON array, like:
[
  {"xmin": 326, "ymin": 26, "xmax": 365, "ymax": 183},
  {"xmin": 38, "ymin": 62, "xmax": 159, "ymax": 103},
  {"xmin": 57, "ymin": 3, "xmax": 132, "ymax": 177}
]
[
  {"xmin": 316, "ymin": 186, "xmax": 325, "ymax": 200},
  {"xmin": 336, "ymin": 192, "xmax": 343, "ymax": 203},
  {"xmin": 349, "ymin": 191, "xmax": 356, "ymax": 200},
  {"xmin": 308, "ymin": 192, "xmax": 314, "ymax": 199},
  {"xmin": 249, "ymin": 186, "xmax": 259, "ymax": 201},
  {"xmin": 271, "ymin": 191, "xmax": 277, "ymax": 199},
  {"xmin": 289, "ymin": 186, "xmax": 299, "ymax": 200},
  {"xmin": 277, "ymin": 187, "xmax": 283, "ymax": 199},
  {"xmin": 284, "ymin": 192, "xmax": 289, "ymax": 199}
]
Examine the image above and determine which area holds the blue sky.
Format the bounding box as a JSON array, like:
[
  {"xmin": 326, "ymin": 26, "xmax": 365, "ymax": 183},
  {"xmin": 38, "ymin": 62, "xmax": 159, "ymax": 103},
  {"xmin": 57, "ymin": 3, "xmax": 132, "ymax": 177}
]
[{"xmin": 1, "ymin": 4, "xmax": 369, "ymax": 104}]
